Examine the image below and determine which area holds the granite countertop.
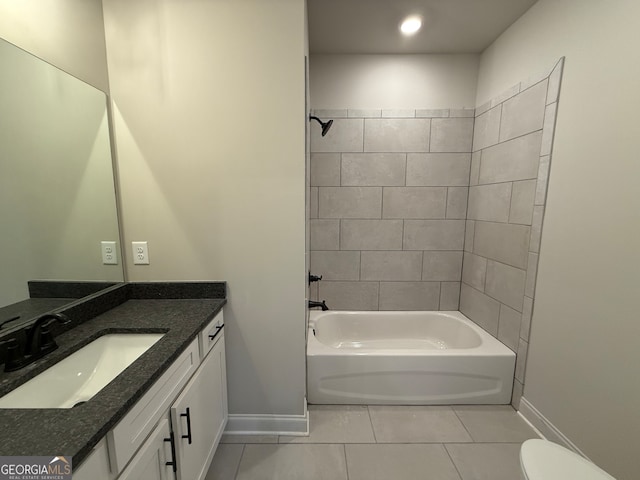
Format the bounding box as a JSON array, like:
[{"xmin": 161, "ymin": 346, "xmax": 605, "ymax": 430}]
[{"xmin": 0, "ymin": 285, "xmax": 225, "ymax": 469}]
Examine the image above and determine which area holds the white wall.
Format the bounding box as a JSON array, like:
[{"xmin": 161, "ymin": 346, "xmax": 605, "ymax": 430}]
[
  {"xmin": 310, "ymin": 54, "xmax": 479, "ymax": 109},
  {"xmin": 0, "ymin": 0, "xmax": 109, "ymax": 91},
  {"xmin": 102, "ymin": 0, "xmax": 307, "ymax": 418},
  {"xmin": 477, "ymin": 1, "xmax": 640, "ymax": 478}
]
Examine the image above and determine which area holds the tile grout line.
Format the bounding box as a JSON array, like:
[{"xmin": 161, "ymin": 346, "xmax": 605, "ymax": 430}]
[
  {"xmin": 232, "ymin": 443, "xmax": 246, "ymax": 480},
  {"xmin": 366, "ymin": 406, "xmax": 378, "ymax": 443},
  {"xmin": 342, "ymin": 443, "xmax": 350, "ymax": 480},
  {"xmin": 451, "ymin": 407, "xmax": 476, "ymax": 442},
  {"xmin": 442, "ymin": 443, "xmax": 465, "ymax": 480}
]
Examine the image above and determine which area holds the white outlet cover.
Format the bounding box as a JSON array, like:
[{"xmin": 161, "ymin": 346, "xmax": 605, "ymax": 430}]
[
  {"xmin": 132, "ymin": 241, "xmax": 149, "ymax": 265},
  {"xmin": 101, "ymin": 241, "xmax": 118, "ymax": 265}
]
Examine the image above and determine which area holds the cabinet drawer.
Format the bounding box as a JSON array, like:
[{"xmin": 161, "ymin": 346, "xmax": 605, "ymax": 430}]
[
  {"xmin": 107, "ymin": 339, "xmax": 199, "ymax": 473},
  {"xmin": 199, "ymin": 309, "xmax": 224, "ymax": 361}
]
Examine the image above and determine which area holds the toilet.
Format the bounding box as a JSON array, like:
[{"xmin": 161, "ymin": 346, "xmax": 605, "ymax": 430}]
[{"xmin": 520, "ymin": 439, "xmax": 616, "ymax": 480}]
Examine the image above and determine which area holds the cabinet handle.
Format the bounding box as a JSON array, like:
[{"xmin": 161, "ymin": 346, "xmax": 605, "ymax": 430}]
[
  {"xmin": 164, "ymin": 432, "xmax": 177, "ymax": 473},
  {"xmin": 181, "ymin": 407, "xmax": 193, "ymax": 444},
  {"xmin": 208, "ymin": 324, "xmax": 224, "ymax": 341}
]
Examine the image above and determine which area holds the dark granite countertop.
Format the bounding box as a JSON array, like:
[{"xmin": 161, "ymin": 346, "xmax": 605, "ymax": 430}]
[{"xmin": 0, "ymin": 283, "xmax": 225, "ymax": 469}]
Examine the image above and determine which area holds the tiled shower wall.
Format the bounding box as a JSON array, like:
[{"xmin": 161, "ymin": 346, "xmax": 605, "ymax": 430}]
[
  {"xmin": 460, "ymin": 59, "xmax": 563, "ymax": 407},
  {"xmin": 309, "ymin": 109, "xmax": 474, "ymax": 311}
]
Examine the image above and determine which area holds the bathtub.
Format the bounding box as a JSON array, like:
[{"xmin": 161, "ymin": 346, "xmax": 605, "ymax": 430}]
[{"xmin": 307, "ymin": 310, "xmax": 515, "ymax": 405}]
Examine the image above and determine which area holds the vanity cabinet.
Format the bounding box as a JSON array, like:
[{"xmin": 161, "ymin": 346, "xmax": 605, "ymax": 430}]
[
  {"xmin": 76, "ymin": 309, "xmax": 227, "ymax": 480},
  {"xmin": 171, "ymin": 333, "xmax": 227, "ymax": 480}
]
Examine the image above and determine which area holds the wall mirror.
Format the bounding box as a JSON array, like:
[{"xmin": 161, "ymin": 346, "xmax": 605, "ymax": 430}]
[{"xmin": 0, "ymin": 37, "xmax": 124, "ymax": 332}]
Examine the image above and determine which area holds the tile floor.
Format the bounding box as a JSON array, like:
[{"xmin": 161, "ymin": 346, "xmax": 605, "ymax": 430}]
[{"xmin": 204, "ymin": 405, "xmax": 538, "ymax": 480}]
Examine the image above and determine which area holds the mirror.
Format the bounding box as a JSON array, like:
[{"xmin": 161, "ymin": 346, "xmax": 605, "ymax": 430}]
[{"xmin": 0, "ymin": 37, "xmax": 124, "ymax": 330}]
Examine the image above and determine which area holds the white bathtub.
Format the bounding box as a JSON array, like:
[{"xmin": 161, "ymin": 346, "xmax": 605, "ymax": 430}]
[{"xmin": 307, "ymin": 310, "xmax": 515, "ymax": 405}]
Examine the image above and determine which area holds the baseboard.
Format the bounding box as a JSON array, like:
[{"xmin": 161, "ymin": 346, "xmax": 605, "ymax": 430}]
[
  {"xmin": 224, "ymin": 401, "xmax": 309, "ymax": 436},
  {"xmin": 518, "ymin": 396, "xmax": 591, "ymax": 460}
]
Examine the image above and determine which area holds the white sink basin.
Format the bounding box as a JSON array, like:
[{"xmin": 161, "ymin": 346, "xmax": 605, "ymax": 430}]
[{"xmin": 0, "ymin": 333, "xmax": 164, "ymax": 409}]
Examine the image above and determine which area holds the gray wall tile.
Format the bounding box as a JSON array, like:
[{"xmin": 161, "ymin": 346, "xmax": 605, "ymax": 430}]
[
  {"xmin": 416, "ymin": 108, "xmax": 449, "ymax": 118},
  {"xmin": 383, "ymin": 187, "xmax": 447, "ymax": 219},
  {"xmin": 469, "ymin": 152, "xmax": 481, "ymax": 186},
  {"xmin": 498, "ymin": 304, "xmax": 522, "ymax": 352},
  {"xmin": 310, "ymin": 219, "xmax": 340, "ymax": 250},
  {"xmin": 310, "ymin": 187, "xmax": 318, "ymax": 218},
  {"xmin": 404, "ymin": 220, "xmax": 466, "ymax": 250},
  {"xmin": 361, "ymin": 251, "xmax": 423, "ymax": 281},
  {"xmin": 319, "ymin": 281, "xmax": 379, "ymax": 310},
  {"xmin": 319, "ymin": 187, "xmax": 382, "ymax": 218},
  {"xmin": 468, "ymin": 183, "xmax": 513, "ymax": 222},
  {"xmin": 406, "ymin": 153, "xmax": 471, "ymax": 187},
  {"xmin": 540, "ymin": 102, "xmax": 557, "ymax": 156},
  {"xmin": 440, "ymin": 282, "xmax": 461, "ymax": 310},
  {"xmin": 379, "ymin": 282, "xmax": 440, "ymax": 310},
  {"xmin": 430, "ymin": 118, "xmax": 474, "ymax": 153},
  {"xmin": 464, "ymin": 220, "xmax": 475, "ymax": 253},
  {"xmin": 479, "ymin": 131, "xmax": 542, "ymax": 184},
  {"xmin": 485, "ymin": 260, "xmax": 526, "ymax": 312},
  {"xmin": 460, "ymin": 283, "xmax": 501, "ymax": 336},
  {"xmin": 474, "ymin": 221, "xmax": 530, "ymax": 269},
  {"xmin": 364, "ymin": 118, "xmax": 431, "ymax": 152},
  {"xmin": 491, "ymin": 83, "xmax": 521, "ymax": 107},
  {"xmin": 521, "ymin": 296, "xmax": 533, "ymax": 341},
  {"xmin": 446, "ymin": 187, "xmax": 468, "ymax": 219},
  {"xmin": 525, "ymin": 252, "xmax": 539, "ymax": 298},
  {"xmin": 313, "ymin": 109, "xmax": 348, "ymax": 118},
  {"xmin": 515, "ymin": 339, "xmax": 529, "ymax": 382},
  {"xmin": 472, "ymin": 106, "xmax": 501, "ymax": 151},
  {"xmin": 341, "ymin": 219, "xmax": 403, "ymax": 251},
  {"xmin": 462, "ymin": 252, "xmax": 487, "ymax": 291},
  {"xmin": 310, "ymin": 251, "xmax": 361, "ymax": 280},
  {"xmin": 499, "ymin": 80, "xmax": 547, "ymax": 142},
  {"xmin": 509, "ymin": 180, "xmax": 536, "ymax": 225},
  {"xmin": 450, "ymin": 109, "xmax": 475, "ymax": 118},
  {"xmin": 348, "ymin": 109, "xmax": 381, "ymax": 118},
  {"xmin": 310, "ymin": 153, "xmax": 340, "ymax": 186},
  {"xmin": 422, "ymin": 251, "xmax": 463, "ymax": 281},
  {"xmin": 529, "ymin": 206, "xmax": 544, "ymax": 254},
  {"xmin": 512, "ymin": 379, "xmax": 524, "ymax": 409},
  {"xmin": 535, "ymin": 156, "xmax": 551, "ymax": 205},
  {"xmin": 341, "ymin": 153, "xmax": 406, "ymax": 186},
  {"xmin": 547, "ymin": 58, "xmax": 564, "ymax": 105},
  {"xmin": 382, "ymin": 109, "xmax": 416, "ymax": 118},
  {"xmin": 311, "ymin": 118, "xmax": 364, "ymax": 153}
]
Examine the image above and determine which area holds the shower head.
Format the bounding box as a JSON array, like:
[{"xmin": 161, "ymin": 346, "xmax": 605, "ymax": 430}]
[{"xmin": 309, "ymin": 115, "xmax": 333, "ymax": 136}]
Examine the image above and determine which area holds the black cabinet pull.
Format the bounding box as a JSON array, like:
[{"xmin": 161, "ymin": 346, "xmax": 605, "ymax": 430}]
[
  {"xmin": 208, "ymin": 324, "xmax": 224, "ymax": 341},
  {"xmin": 181, "ymin": 407, "xmax": 193, "ymax": 444},
  {"xmin": 164, "ymin": 432, "xmax": 177, "ymax": 472}
]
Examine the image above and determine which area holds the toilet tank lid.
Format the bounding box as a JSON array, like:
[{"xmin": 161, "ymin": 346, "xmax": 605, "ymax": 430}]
[{"xmin": 520, "ymin": 440, "xmax": 616, "ymax": 480}]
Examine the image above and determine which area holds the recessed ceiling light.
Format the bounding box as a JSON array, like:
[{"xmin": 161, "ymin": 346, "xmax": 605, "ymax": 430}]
[{"xmin": 400, "ymin": 16, "xmax": 422, "ymax": 36}]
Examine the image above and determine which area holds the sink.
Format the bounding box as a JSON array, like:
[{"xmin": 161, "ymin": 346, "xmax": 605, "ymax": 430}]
[{"xmin": 0, "ymin": 333, "xmax": 164, "ymax": 409}]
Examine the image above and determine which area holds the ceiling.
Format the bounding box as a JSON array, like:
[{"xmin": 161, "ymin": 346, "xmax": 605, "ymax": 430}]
[{"xmin": 308, "ymin": 0, "xmax": 538, "ymax": 54}]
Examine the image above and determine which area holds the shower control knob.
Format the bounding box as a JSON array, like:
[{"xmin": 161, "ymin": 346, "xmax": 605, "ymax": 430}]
[{"xmin": 308, "ymin": 273, "xmax": 323, "ymax": 285}]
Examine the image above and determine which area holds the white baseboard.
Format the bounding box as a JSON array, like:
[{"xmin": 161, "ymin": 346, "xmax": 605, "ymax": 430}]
[
  {"xmin": 518, "ymin": 396, "xmax": 591, "ymax": 460},
  {"xmin": 224, "ymin": 401, "xmax": 309, "ymax": 436}
]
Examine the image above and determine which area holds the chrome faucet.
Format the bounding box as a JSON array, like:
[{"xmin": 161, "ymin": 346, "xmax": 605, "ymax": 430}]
[{"xmin": 308, "ymin": 300, "xmax": 329, "ymax": 311}]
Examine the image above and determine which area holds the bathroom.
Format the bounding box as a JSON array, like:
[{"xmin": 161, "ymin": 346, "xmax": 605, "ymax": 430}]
[{"xmin": 0, "ymin": 0, "xmax": 638, "ymax": 479}]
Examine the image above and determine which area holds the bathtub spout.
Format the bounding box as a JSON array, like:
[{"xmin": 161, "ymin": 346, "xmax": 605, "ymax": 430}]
[{"xmin": 308, "ymin": 300, "xmax": 329, "ymax": 311}]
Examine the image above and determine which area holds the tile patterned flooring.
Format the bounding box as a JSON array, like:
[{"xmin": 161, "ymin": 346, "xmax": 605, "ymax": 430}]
[{"xmin": 205, "ymin": 405, "xmax": 538, "ymax": 480}]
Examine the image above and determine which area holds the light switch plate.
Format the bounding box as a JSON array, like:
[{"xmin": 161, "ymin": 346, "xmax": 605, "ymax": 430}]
[
  {"xmin": 132, "ymin": 241, "xmax": 149, "ymax": 265},
  {"xmin": 101, "ymin": 241, "xmax": 118, "ymax": 265}
]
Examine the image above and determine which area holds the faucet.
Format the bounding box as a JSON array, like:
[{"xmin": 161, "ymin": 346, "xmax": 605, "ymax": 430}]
[
  {"xmin": 308, "ymin": 300, "xmax": 329, "ymax": 311},
  {"xmin": 1, "ymin": 313, "xmax": 70, "ymax": 372}
]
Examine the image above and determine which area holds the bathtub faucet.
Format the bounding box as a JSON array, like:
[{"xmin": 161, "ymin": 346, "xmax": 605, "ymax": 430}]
[
  {"xmin": 308, "ymin": 300, "xmax": 329, "ymax": 311},
  {"xmin": 308, "ymin": 272, "xmax": 323, "ymax": 285}
]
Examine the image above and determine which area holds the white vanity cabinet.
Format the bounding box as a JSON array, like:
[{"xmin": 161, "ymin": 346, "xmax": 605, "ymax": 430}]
[
  {"xmin": 118, "ymin": 418, "xmax": 174, "ymax": 480},
  {"xmin": 171, "ymin": 333, "xmax": 227, "ymax": 480},
  {"xmin": 77, "ymin": 309, "xmax": 227, "ymax": 480}
]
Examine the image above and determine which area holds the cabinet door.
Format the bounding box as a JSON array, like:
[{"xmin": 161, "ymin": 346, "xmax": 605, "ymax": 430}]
[
  {"xmin": 171, "ymin": 334, "xmax": 227, "ymax": 480},
  {"xmin": 119, "ymin": 418, "xmax": 175, "ymax": 480}
]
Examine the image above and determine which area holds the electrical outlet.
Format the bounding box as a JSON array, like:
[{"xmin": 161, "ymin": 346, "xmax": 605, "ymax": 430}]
[
  {"xmin": 132, "ymin": 241, "xmax": 149, "ymax": 265},
  {"xmin": 101, "ymin": 241, "xmax": 118, "ymax": 265}
]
